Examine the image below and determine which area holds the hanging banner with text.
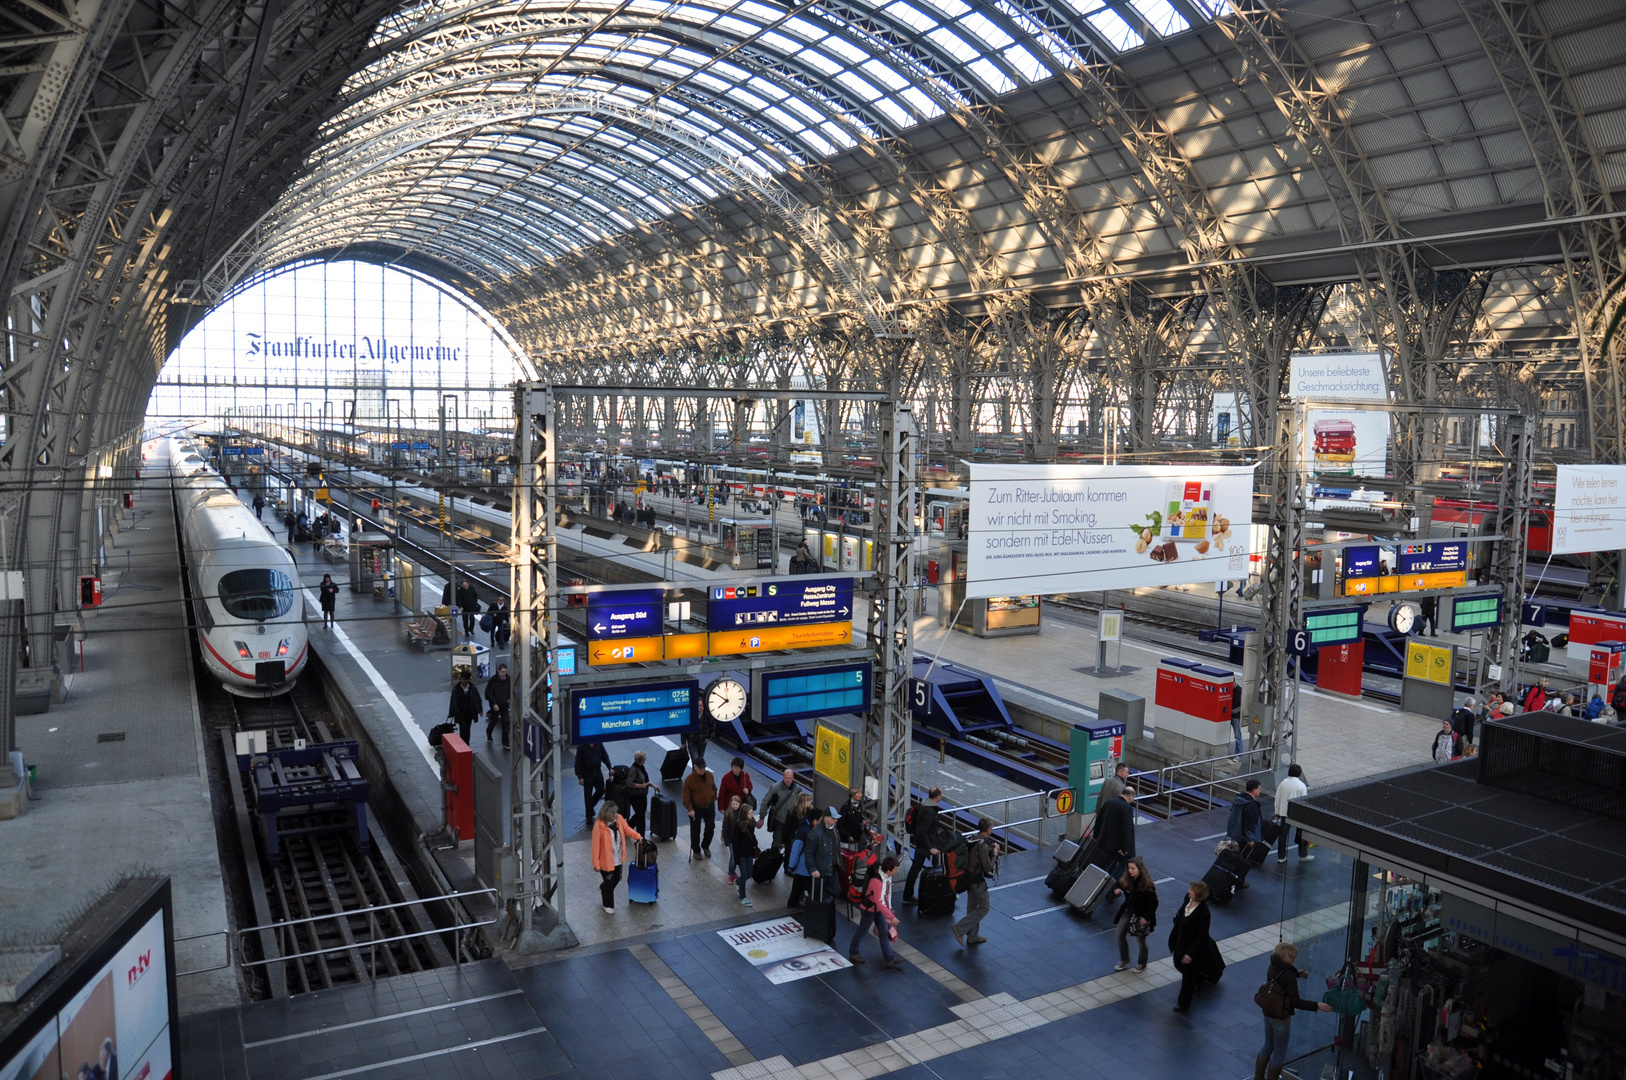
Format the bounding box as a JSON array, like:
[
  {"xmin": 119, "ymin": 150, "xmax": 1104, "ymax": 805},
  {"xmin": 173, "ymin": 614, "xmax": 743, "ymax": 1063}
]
[
  {"xmin": 1289, "ymin": 352, "xmax": 1391, "ymax": 478},
  {"xmin": 965, "ymin": 464, "xmax": 1257, "ymax": 598},
  {"xmin": 1552, "ymin": 464, "xmax": 1626, "ymax": 555}
]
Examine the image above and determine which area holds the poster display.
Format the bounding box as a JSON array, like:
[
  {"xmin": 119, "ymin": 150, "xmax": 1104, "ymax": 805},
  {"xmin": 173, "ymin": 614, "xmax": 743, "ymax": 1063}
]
[
  {"xmin": 1289, "ymin": 353, "xmax": 1390, "ymax": 477},
  {"xmin": 965, "ymin": 464, "xmax": 1255, "ymax": 598},
  {"xmin": 1210, "ymin": 392, "xmax": 1248, "ymax": 447},
  {"xmin": 718, "ymin": 918, "xmax": 852, "ymax": 984},
  {"xmin": 1551, "ymin": 465, "xmax": 1626, "ymax": 555}
]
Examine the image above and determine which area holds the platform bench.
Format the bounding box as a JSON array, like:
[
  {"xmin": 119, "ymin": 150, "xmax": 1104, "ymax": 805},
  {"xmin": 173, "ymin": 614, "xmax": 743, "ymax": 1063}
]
[{"xmin": 404, "ymin": 612, "xmax": 451, "ymax": 650}]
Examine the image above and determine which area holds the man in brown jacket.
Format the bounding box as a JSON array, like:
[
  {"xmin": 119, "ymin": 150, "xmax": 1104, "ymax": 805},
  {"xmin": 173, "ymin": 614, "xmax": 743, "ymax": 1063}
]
[{"xmin": 683, "ymin": 763, "xmax": 718, "ymax": 860}]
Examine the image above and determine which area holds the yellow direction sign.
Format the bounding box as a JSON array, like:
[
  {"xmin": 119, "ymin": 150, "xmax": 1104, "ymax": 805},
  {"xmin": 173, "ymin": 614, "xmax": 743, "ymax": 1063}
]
[
  {"xmin": 587, "ymin": 636, "xmax": 663, "ymax": 665},
  {"xmin": 708, "ymin": 621, "xmax": 853, "ymax": 656}
]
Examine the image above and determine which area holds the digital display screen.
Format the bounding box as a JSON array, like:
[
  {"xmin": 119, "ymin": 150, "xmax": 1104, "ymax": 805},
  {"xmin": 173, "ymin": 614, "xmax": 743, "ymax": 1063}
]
[
  {"xmin": 1305, "ymin": 608, "xmax": 1364, "ymax": 646},
  {"xmin": 570, "ymin": 679, "xmax": 697, "ymax": 742},
  {"xmin": 1452, "ymin": 593, "xmax": 1503, "ymax": 633},
  {"xmin": 761, "ymin": 662, "xmax": 872, "ymax": 722}
]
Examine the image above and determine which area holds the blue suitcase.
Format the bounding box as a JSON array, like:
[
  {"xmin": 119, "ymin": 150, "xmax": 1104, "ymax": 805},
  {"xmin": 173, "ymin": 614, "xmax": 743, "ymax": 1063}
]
[{"xmin": 628, "ymin": 864, "xmax": 658, "ymax": 903}]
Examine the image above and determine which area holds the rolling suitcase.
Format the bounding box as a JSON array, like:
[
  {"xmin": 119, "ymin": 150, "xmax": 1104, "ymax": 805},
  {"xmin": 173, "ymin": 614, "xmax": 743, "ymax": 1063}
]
[
  {"xmin": 918, "ymin": 868, "xmax": 957, "ymax": 918},
  {"xmin": 1204, "ymin": 847, "xmax": 1249, "ymax": 905},
  {"xmin": 660, "ymin": 747, "xmax": 689, "ymax": 783},
  {"xmin": 1046, "ymin": 835, "xmax": 1100, "ymax": 897},
  {"xmin": 752, "ymin": 848, "xmax": 784, "ymax": 882},
  {"xmin": 650, "ymin": 792, "xmax": 678, "ymax": 841},
  {"xmin": 802, "ymin": 878, "xmax": 838, "ymax": 944},
  {"xmin": 629, "ymin": 841, "xmax": 659, "ymax": 903},
  {"xmin": 1064, "ymin": 863, "xmax": 1113, "ymax": 916},
  {"xmin": 1245, "ymin": 840, "xmax": 1270, "ymax": 867}
]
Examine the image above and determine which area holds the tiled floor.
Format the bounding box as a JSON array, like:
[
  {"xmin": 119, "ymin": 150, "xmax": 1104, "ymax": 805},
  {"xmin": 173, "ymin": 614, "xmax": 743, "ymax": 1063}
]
[{"xmin": 182, "ymin": 806, "xmax": 1354, "ymax": 1080}]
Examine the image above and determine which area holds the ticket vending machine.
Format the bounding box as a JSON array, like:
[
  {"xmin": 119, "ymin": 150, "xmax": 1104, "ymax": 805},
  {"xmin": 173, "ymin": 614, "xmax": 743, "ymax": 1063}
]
[
  {"xmin": 1068, "ymin": 718, "xmax": 1126, "ymax": 817},
  {"xmin": 1587, "ymin": 640, "xmax": 1625, "ymax": 703}
]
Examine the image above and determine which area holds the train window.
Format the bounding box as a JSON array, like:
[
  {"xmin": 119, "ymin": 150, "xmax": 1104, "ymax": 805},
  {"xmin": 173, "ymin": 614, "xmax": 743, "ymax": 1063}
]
[{"xmin": 218, "ymin": 569, "xmax": 295, "ymax": 620}]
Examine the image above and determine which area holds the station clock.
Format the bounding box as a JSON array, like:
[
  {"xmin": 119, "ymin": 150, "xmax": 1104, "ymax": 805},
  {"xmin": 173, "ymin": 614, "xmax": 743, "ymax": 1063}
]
[{"xmin": 706, "ymin": 675, "xmax": 749, "ymax": 723}]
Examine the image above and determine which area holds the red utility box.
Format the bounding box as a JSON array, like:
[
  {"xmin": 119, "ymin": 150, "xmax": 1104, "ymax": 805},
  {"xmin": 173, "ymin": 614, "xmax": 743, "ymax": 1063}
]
[
  {"xmin": 122, "ymin": 492, "xmax": 133, "ymax": 509},
  {"xmin": 78, "ymin": 575, "xmax": 102, "ymax": 608},
  {"xmin": 442, "ymin": 733, "xmax": 474, "ymax": 841},
  {"xmin": 1317, "ymin": 640, "xmax": 1365, "ymax": 698}
]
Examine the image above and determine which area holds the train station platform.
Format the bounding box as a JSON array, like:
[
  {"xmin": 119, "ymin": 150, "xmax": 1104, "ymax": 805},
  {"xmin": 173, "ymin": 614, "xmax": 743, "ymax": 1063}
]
[
  {"xmin": 180, "ymin": 799, "xmax": 1354, "ymax": 1080},
  {"xmin": 0, "ymin": 474, "xmax": 236, "ymax": 1013}
]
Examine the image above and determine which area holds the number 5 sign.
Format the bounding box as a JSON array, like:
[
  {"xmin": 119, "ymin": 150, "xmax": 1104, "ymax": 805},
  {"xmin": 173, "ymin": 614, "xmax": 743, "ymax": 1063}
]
[{"xmin": 908, "ymin": 677, "xmax": 936, "ymax": 719}]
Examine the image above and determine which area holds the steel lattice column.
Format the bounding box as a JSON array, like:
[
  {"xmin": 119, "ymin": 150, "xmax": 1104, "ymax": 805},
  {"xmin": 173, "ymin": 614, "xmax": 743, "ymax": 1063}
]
[
  {"xmin": 1255, "ymin": 403, "xmax": 1306, "ymax": 768},
  {"xmin": 1485, "ymin": 414, "xmax": 1533, "ymax": 695},
  {"xmin": 866, "ymin": 404, "xmax": 916, "ymax": 852},
  {"xmin": 508, "ymin": 385, "xmax": 575, "ymax": 953}
]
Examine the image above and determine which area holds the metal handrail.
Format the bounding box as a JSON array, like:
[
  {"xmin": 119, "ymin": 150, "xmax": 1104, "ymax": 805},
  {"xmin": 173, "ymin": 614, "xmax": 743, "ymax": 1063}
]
[
  {"xmin": 236, "ymin": 888, "xmax": 498, "ymax": 969},
  {"xmin": 941, "ymin": 787, "xmax": 1070, "ymax": 847},
  {"xmin": 1133, "ymin": 748, "xmax": 1275, "ymax": 818},
  {"xmin": 174, "ymin": 930, "xmax": 233, "ymax": 977}
]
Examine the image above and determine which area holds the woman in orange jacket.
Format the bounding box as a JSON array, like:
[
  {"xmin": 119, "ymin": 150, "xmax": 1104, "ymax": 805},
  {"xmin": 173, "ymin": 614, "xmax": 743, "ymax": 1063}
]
[{"xmin": 592, "ymin": 800, "xmax": 642, "ymax": 913}]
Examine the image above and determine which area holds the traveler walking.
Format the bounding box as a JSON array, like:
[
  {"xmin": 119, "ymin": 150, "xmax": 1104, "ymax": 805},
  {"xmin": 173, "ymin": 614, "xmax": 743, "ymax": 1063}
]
[
  {"xmin": 575, "ymin": 739, "xmax": 610, "ymax": 825},
  {"xmin": 1095, "ymin": 783, "xmax": 1137, "ymax": 877},
  {"xmin": 591, "ymin": 801, "xmax": 642, "ymax": 913},
  {"xmin": 1431, "ymin": 719, "xmax": 1461, "ymax": 764},
  {"xmin": 1253, "ymin": 943, "xmax": 1334, "ymax": 1080},
  {"xmin": 806, "ymin": 806, "xmax": 839, "ymax": 889},
  {"xmin": 683, "ymin": 762, "xmax": 718, "ymax": 860},
  {"xmin": 1169, "ymin": 880, "xmax": 1223, "ymax": 1010},
  {"xmin": 447, "ymin": 670, "xmax": 481, "ymax": 744},
  {"xmin": 252, "ymin": 493, "xmax": 264, "ymax": 519},
  {"xmin": 721, "ymin": 796, "xmax": 744, "ymax": 883},
  {"xmin": 1226, "ymin": 780, "xmax": 1265, "ymax": 886},
  {"xmin": 317, "ymin": 573, "xmax": 339, "ymax": 628},
  {"xmin": 901, "ymin": 787, "xmax": 945, "ymax": 904},
  {"xmin": 848, "ymin": 856, "xmax": 903, "ymax": 969},
  {"xmin": 717, "ymin": 757, "xmax": 754, "ymax": 812},
  {"xmin": 484, "ymin": 664, "xmax": 511, "ymax": 749},
  {"xmin": 760, "ymin": 769, "xmax": 798, "ymax": 841},
  {"xmin": 687, "ymin": 708, "xmax": 715, "ymax": 771},
  {"xmin": 455, "ymin": 577, "xmax": 480, "ymax": 635},
  {"xmin": 626, "ymin": 750, "xmax": 651, "ymax": 832},
  {"xmin": 730, "ymin": 805, "xmax": 760, "ymax": 904},
  {"xmin": 952, "ymin": 819, "xmax": 1000, "ymax": 947},
  {"xmin": 1274, "ymin": 764, "xmax": 1313, "ymax": 863},
  {"xmin": 1110, "ymin": 855, "xmax": 1158, "ymax": 972},
  {"xmin": 784, "ymin": 795, "xmax": 815, "ymax": 906}
]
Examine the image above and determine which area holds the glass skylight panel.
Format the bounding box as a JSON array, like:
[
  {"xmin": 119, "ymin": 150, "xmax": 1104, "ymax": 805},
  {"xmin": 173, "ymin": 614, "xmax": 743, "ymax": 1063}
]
[
  {"xmin": 884, "ymin": 2, "xmax": 938, "ymax": 34},
  {"xmin": 966, "ymin": 57, "xmax": 1014, "ymax": 94},
  {"xmin": 859, "ymin": 56, "xmax": 910, "ymax": 91},
  {"xmin": 1087, "ymin": 8, "xmax": 1143, "ymax": 50},
  {"xmin": 898, "ymin": 85, "xmax": 937, "ymax": 116},
  {"xmin": 1002, "ymin": 43, "xmax": 1048, "ymax": 81},
  {"xmin": 960, "ymin": 11, "xmax": 1015, "ymax": 50}
]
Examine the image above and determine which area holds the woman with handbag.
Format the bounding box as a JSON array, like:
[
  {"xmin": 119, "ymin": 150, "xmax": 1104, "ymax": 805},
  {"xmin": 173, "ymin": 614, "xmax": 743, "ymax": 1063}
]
[
  {"xmin": 1169, "ymin": 880, "xmax": 1225, "ymax": 1011},
  {"xmin": 1111, "ymin": 856, "xmax": 1158, "ymax": 972},
  {"xmin": 1253, "ymin": 943, "xmax": 1333, "ymax": 1080}
]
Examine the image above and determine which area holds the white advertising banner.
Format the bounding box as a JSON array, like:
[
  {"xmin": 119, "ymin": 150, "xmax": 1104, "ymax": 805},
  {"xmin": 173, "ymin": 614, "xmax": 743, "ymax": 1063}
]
[
  {"xmin": 1289, "ymin": 353, "xmax": 1390, "ymax": 478},
  {"xmin": 718, "ymin": 917, "xmax": 853, "ymax": 984},
  {"xmin": 965, "ymin": 464, "xmax": 1256, "ymax": 598},
  {"xmin": 1552, "ymin": 465, "xmax": 1626, "ymax": 555}
]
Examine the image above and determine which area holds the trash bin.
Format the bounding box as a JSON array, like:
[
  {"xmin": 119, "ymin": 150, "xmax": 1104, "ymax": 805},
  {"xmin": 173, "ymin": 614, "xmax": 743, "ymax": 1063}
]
[{"xmin": 452, "ymin": 642, "xmax": 491, "ymax": 682}]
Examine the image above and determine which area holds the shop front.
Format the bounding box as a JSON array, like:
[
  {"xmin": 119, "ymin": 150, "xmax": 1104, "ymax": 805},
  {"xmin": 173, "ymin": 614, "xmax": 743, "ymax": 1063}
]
[{"xmin": 1286, "ymin": 715, "xmax": 1626, "ymax": 1080}]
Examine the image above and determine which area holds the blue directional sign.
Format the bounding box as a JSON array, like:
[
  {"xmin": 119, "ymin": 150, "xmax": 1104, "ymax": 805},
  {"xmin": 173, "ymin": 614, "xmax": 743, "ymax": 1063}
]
[
  {"xmin": 586, "ymin": 588, "xmax": 664, "ymax": 640},
  {"xmin": 1399, "ymin": 541, "xmax": 1466, "ymax": 575},
  {"xmin": 708, "ymin": 578, "xmax": 854, "ymax": 630},
  {"xmin": 1344, "ymin": 546, "xmax": 1381, "ymax": 578},
  {"xmin": 570, "ymin": 679, "xmax": 698, "ymax": 743}
]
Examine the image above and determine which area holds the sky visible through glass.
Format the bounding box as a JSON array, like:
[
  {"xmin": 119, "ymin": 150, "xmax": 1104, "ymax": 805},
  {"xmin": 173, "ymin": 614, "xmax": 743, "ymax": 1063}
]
[{"xmin": 147, "ymin": 260, "xmax": 525, "ymax": 434}]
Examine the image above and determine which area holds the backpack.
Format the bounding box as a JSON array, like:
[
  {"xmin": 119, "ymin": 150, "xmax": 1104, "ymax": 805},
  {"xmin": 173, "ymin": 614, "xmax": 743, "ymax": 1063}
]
[
  {"xmin": 1588, "ymin": 696, "xmax": 1608, "ymax": 720},
  {"xmin": 904, "ymin": 804, "xmax": 917, "ymax": 834},
  {"xmin": 935, "ymin": 823, "xmax": 971, "ymax": 892},
  {"xmin": 610, "ymin": 764, "xmax": 630, "ymax": 786},
  {"xmin": 1612, "ymin": 682, "xmax": 1626, "ymax": 712},
  {"xmin": 480, "ymin": 612, "xmax": 495, "ymax": 632},
  {"xmin": 846, "ymin": 848, "xmax": 879, "ymax": 906}
]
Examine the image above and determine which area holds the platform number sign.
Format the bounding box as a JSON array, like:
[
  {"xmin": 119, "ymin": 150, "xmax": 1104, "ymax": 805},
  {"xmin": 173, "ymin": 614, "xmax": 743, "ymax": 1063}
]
[
  {"xmin": 1289, "ymin": 629, "xmax": 1313, "ymax": 657},
  {"xmin": 909, "ymin": 677, "xmax": 935, "ymax": 719}
]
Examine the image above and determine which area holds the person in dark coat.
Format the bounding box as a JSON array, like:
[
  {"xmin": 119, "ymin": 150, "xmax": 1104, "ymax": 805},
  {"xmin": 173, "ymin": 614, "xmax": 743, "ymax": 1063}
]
[
  {"xmin": 484, "ymin": 663, "xmax": 511, "ymax": 749},
  {"xmin": 1094, "ymin": 783, "xmax": 1137, "ymax": 877},
  {"xmin": 1254, "ymin": 942, "xmax": 1334, "ymax": 1080},
  {"xmin": 1169, "ymin": 880, "xmax": 1223, "ymax": 1010},
  {"xmin": 575, "ymin": 740, "xmax": 610, "ymax": 825},
  {"xmin": 1226, "ymin": 780, "xmax": 1265, "ymax": 887},
  {"xmin": 447, "ymin": 671, "xmax": 482, "ymax": 744},
  {"xmin": 317, "ymin": 573, "xmax": 339, "ymax": 628},
  {"xmin": 1111, "ymin": 855, "xmax": 1159, "ymax": 972},
  {"xmin": 901, "ymin": 787, "xmax": 944, "ymax": 904},
  {"xmin": 455, "ymin": 577, "xmax": 480, "ymax": 634},
  {"xmin": 626, "ymin": 750, "xmax": 651, "ymax": 832}
]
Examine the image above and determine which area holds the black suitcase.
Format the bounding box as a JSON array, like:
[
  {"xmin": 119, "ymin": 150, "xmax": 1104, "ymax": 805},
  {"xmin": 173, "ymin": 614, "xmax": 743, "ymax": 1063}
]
[
  {"xmin": 1064, "ymin": 864, "xmax": 1114, "ymax": 916},
  {"xmin": 660, "ymin": 747, "xmax": 689, "ymax": 783},
  {"xmin": 753, "ymin": 848, "xmax": 784, "ymax": 882},
  {"xmin": 650, "ymin": 792, "xmax": 678, "ymax": 841},
  {"xmin": 1046, "ymin": 863, "xmax": 1082, "ymax": 898},
  {"xmin": 1244, "ymin": 840, "xmax": 1270, "ymax": 867},
  {"xmin": 1204, "ymin": 848, "xmax": 1249, "ymax": 905},
  {"xmin": 1259, "ymin": 818, "xmax": 1282, "ymax": 845},
  {"xmin": 802, "ymin": 879, "xmax": 838, "ymax": 944},
  {"xmin": 918, "ymin": 869, "xmax": 957, "ymax": 918},
  {"xmin": 1046, "ymin": 835, "xmax": 1100, "ymax": 896}
]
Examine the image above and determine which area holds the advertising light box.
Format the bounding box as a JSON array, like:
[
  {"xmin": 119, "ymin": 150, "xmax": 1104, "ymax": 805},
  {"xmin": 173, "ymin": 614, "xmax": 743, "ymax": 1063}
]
[
  {"xmin": 1552, "ymin": 465, "xmax": 1626, "ymax": 554},
  {"xmin": 965, "ymin": 464, "xmax": 1256, "ymax": 598},
  {"xmin": 570, "ymin": 679, "xmax": 698, "ymax": 742},
  {"xmin": 1289, "ymin": 353, "xmax": 1391, "ymax": 478}
]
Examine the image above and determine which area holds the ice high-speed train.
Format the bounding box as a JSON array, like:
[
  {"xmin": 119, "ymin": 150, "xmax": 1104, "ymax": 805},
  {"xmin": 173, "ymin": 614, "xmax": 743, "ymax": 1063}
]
[{"xmin": 166, "ymin": 438, "xmax": 308, "ymax": 695}]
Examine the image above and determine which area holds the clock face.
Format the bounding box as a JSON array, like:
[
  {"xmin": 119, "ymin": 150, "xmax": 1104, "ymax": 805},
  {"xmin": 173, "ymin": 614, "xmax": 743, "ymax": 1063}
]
[
  {"xmin": 1390, "ymin": 603, "xmax": 1417, "ymax": 634},
  {"xmin": 707, "ymin": 677, "xmax": 748, "ymax": 722}
]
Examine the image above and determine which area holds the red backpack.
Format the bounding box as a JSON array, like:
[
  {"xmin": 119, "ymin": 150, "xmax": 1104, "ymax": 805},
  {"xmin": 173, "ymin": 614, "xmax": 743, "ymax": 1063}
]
[
  {"xmin": 1522, "ymin": 685, "xmax": 1547, "ymax": 713},
  {"xmin": 846, "ymin": 847, "xmax": 880, "ymax": 906}
]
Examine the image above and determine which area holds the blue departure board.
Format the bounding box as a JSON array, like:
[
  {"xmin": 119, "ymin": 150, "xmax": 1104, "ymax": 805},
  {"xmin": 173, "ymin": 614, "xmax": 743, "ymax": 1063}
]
[
  {"xmin": 760, "ymin": 662, "xmax": 872, "ymax": 722},
  {"xmin": 571, "ymin": 679, "xmax": 698, "ymax": 742}
]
